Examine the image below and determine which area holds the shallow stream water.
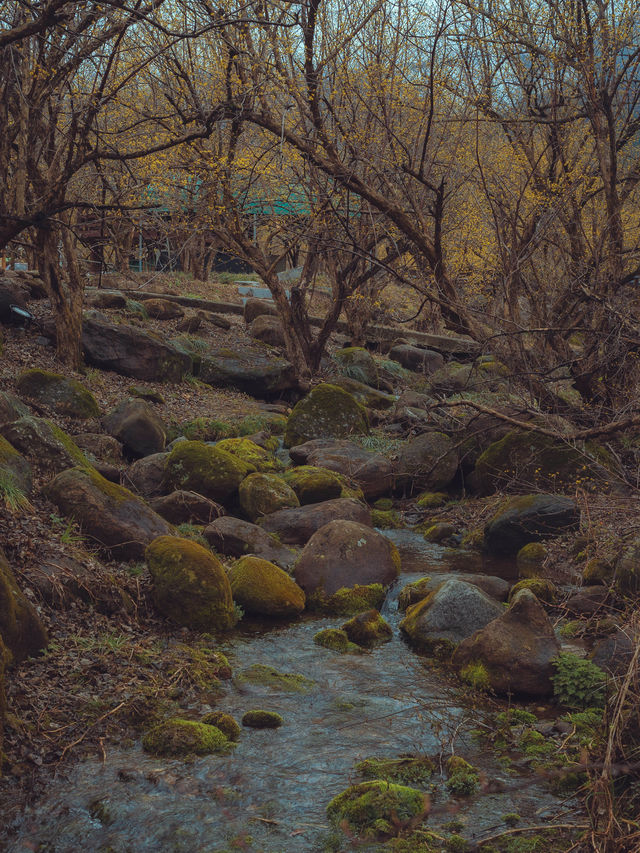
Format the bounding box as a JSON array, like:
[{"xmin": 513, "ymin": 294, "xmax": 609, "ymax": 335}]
[{"xmin": 3, "ymin": 534, "xmax": 572, "ymax": 852}]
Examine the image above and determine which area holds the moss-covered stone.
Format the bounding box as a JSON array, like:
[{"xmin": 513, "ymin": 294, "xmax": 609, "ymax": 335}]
[
  {"xmin": 474, "ymin": 430, "xmax": 612, "ymax": 494},
  {"xmin": 307, "ymin": 583, "xmax": 386, "ymax": 615},
  {"xmin": 142, "ymin": 718, "xmax": 231, "ymax": 756},
  {"xmin": 313, "ymin": 628, "xmax": 357, "ymax": 653},
  {"xmin": 445, "ymin": 756, "xmax": 480, "ymax": 796},
  {"xmin": 415, "ymin": 491, "xmax": 448, "ymax": 509},
  {"xmin": 327, "ymin": 780, "xmax": 428, "ymax": 839},
  {"xmin": 422, "ymin": 522, "xmax": 456, "ymax": 543},
  {"xmin": 237, "ymin": 663, "xmax": 315, "ymax": 692},
  {"xmin": 508, "ymin": 578, "xmax": 558, "ymax": 604},
  {"xmin": 241, "ymin": 710, "xmax": 283, "ymax": 728},
  {"xmin": 370, "ymin": 508, "xmax": 404, "ymax": 529},
  {"xmin": 16, "ymin": 369, "xmax": 100, "ymax": 419},
  {"xmin": 238, "ymin": 472, "xmax": 299, "ymax": 521},
  {"xmin": 284, "ymin": 383, "xmax": 369, "ymax": 448},
  {"xmin": 164, "ymin": 440, "xmax": 254, "ymax": 503},
  {"xmin": 1, "ymin": 416, "xmax": 92, "ymax": 474},
  {"xmin": 356, "ymin": 756, "xmax": 435, "ymax": 787},
  {"xmin": 583, "ymin": 558, "xmax": 614, "ymax": 585},
  {"xmin": 614, "ymin": 539, "xmax": 640, "ymax": 594},
  {"xmin": 397, "ymin": 577, "xmax": 432, "ymax": 612},
  {"xmin": 228, "ymin": 556, "xmax": 305, "ymax": 618},
  {"xmin": 282, "ymin": 465, "xmax": 343, "ymax": 504},
  {"xmin": 0, "ymin": 436, "xmax": 32, "ymax": 506},
  {"xmin": 0, "ymin": 548, "xmax": 48, "ymax": 664},
  {"xmin": 373, "ymin": 498, "xmax": 394, "ymax": 511},
  {"xmin": 341, "ymin": 609, "xmax": 392, "ymax": 648},
  {"xmin": 333, "ymin": 346, "xmax": 381, "ymax": 388},
  {"xmin": 145, "ymin": 536, "xmax": 237, "ymax": 631},
  {"xmin": 516, "ymin": 542, "xmax": 548, "ymax": 578},
  {"xmin": 200, "ymin": 711, "xmax": 241, "ymax": 741},
  {"xmin": 215, "ymin": 437, "xmax": 280, "ymax": 472}
]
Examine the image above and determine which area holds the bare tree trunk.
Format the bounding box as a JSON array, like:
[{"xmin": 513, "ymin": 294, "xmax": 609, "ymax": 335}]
[{"xmin": 35, "ymin": 224, "xmax": 84, "ymax": 370}]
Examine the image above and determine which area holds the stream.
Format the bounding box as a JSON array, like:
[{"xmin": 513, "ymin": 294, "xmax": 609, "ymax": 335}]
[{"xmin": 3, "ymin": 534, "xmax": 573, "ymax": 852}]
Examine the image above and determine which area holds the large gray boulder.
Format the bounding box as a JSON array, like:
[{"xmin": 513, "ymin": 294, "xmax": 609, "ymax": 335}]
[
  {"xmin": 399, "ymin": 579, "xmax": 503, "ymax": 650},
  {"xmin": 389, "ymin": 344, "xmax": 444, "ymax": 375},
  {"xmin": 452, "ymin": 588, "xmax": 560, "ymax": 697},
  {"xmin": 82, "ymin": 312, "xmax": 191, "ymax": 382},
  {"xmin": 103, "ymin": 398, "xmax": 166, "ymax": 458},
  {"xmin": 395, "ymin": 431, "xmax": 458, "ymax": 494},
  {"xmin": 0, "ymin": 436, "xmax": 32, "ymax": 497},
  {"xmin": 289, "ymin": 439, "xmax": 393, "ymax": 500},
  {"xmin": 200, "ymin": 344, "xmax": 296, "ymax": 398},
  {"xmin": 293, "ymin": 520, "xmax": 400, "ymax": 596},
  {"xmin": 46, "ymin": 466, "xmax": 173, "ymax": 559},
  {"xmin": 259, "ymin": 498, "xmax": 372, "ymax": 547},
  {"xmin": 484, "ymin": 493, "xmax": 580, "ymax": 557},
  {"xmin": 204, "ymin": 516, "xmax": 296, "ymax": 570}
]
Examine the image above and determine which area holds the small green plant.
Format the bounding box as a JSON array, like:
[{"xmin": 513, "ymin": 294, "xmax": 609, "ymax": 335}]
[
  {"xmin": 0, "ymin": 470, "xmax": 32, "ymax": 512},
  {"xmin": 551, "ymin": 653, "xmax": 607, "ymax": 709},
  {"xmin": 176, "ymin": 522, "xmax": 210, "ymax": 548},
  {"xmin": 459, "ymin": 661, "xmax": 491, "ymax": 691},
  {"xmin": 50, "ymin": 513, "xmax": 85, "ymax": 544}
]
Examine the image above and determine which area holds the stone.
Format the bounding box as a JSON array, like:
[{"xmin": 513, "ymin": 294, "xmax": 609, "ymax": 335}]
[
  {"xmin": 341, "ymin": 609, "xmax": 392, "ymax": 648},
  {"xmin": 244, "ymin": 297, "xmax": 279, "ymax": 324},
  {"xmin": 399, "ymin": 579, "xmax": 503, "ymax": 650},
  {"xmin": 142, "ymin": 718, "xmax": 230, "ymax": 756},
  {"xmin": 483, "ymin": 494, "xmax": 580, "ymax": 557},
  {"xmin": 73, "ymin": 433, "xmax": 124, "ymax": 466},
  {"xmin": 242, "ymin": 710, "xmax": 283, "ymax": 728},
  {"xmin": 282, "ymin": 465, "xmax": 346, "ymax": 504},
  {"xmin": 30, "ymin": 547, "xmax": 128, "ymax": 614},
  {"xmin": 215, "ymin": 437, "xmax": 280, "ymax": 472},
  {"xmin": 333, "ymin": 347, "xmax": 382, "ymax": 388},
  {"xmin": 1, "ymin": 416, "xmax": 91, "ymax": 474},
  {"xmin": 614, "ymin": 538, "xmax": 640, "ymax": 594},
  {"xmin": 327, "ymin": 780, "xmax": 427, "ymax": 839},
  {"xmin": 228, "ymin": 556, "xmax": 305, "ymax": 617},
  {"xmin": 82, "ymin": 312, "xmax": 192, "ymax": 382},
  {"xmin": 0, "ymin": 435, "xmax": 32, "ymax": 499},
  {"xmin": 0, "ymin": 280, "xmax": 29, "ymax": 323},
  {"xmin": 0, "ymin": 548, "xmax": 48, "ymax": 663},
  {"xmin": 249, "ymin": 314, "xmax": 286, "ymax": 347},
  {"xmin": 141, "ymin": 297, "xmax": 184, "ymax": 320},
  {"xmin": 0, "ymin": 391, "xmax": 30, "ymax": 425},
  {"xmin": 452, "ymin": 589, "xmax": 561, "ymax": 697},
  {"xmin": 204, "ymin": 516, "xmax": 296, "ymax": 570},
  {"xmin": 146, "ymin": 535, "xmax": 236, "ymax": 631},
  {"xmin": 564, "ymin": 586, "xmax": 609, "ymax": 616},
  {"xmin": 388, "ymin": 344, "xmax": 444, "ymax": 375},
  {"xmin": 164, "ymin": 440, "xmax": 254, "ymax": 503},
  {"xmin": 284, "ymin": 384, "xmax": 369, "ymax": 448},
  {"xmin": 103, "ymin": 398, "xmax": 166, "ymax": 458},
  {"xmin": 330, "ymin": 376, "xmax": 396, "ymax": 410},
  {"xmin": 86, "ymin": 289, "xmax": 127, "ymax": 309},
  {"xmin": 397, "ymin": 573, "xmax": 510, "ymax": 611},
  {"xmin": 516, "ymin": 542, "xmax": 548, "ymax": 578},
  {"xmin": 16, "ymin": 369, "xmax": 100, "ymax": 419},
  {"xmin": 290, "ymin": 439, "xmax": 394, "ymax": 500},
  {"xmin": 149, "ymin": 491, "xmax": 224, "ymax": 525},
  {"xmin": 125, "ymin": 452, "xmax": 169, "ymax": 498},
  {"xmin": 46, "ymin": 466, "xmax": 173, "ymax": 559},
  {"xmin": 395, "ymin": 431, "xmax": 458, "ymax": 494},
  {"xmin": 176, "ymin": 310, "xmax": 203, "ymax": 333},
  {"xmin": 293, "ymin": 519, "xmax": 400, "ymax": 597},
  {"xmin": 238, "ymin": 472, "xmax": 299, "ymax": 521},
  {"xmin": 200, "ymin": 344, "xmax": 296, "ymax": 397},
  {"xmin": 259, "ymin": 498, "xmax": 372, "ymax": 546},
  {"xmin": 590, "ymin": 626, "xmax": 637, "ymax": 675},
  {"xmin": 474, "ymin": 429, "xmax": 612, "ymax": 494}
]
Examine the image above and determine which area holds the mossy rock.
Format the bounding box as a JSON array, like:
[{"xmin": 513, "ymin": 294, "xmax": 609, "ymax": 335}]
[
  {"xmin": 313, "ymin": 628, "xmax": 358, "ymax": 653},
  {"xmin": 216, "ymin": 437, "xmax": 280, "ymax": 472},
  {"xmin": 373, "ymin": 498, "xmax": 393, "ymax": 511},
  {"xmin": 445, "ymin": 756, "xmax": 480, "ymax": 796},
  {"xmin": 583, "ymin": 557, "xmax": 614, "ymax": 585},
  {"xmin": 1, "ymin": 416, "xmax": 92, "ymax": 474},
  {"xmin": 146, "ymin": 536, "xmax": 237, "ymax": 631},
  {"xmin": 333, "ymin": 346, "xmax": 381, "ymax": 388},
  {"xmin": 331, "ymin": 375, "xmax": 396, "ymax": 410},
  {"xmin": 614, "ymin": 540, "xmax": 640, "ymax": 594},
  {"xmin": 238, "ymin": 472, "xmax": 299, "ymax": 522},
  {"xmin": 242, "ymin": 710, "xmax": 283, "ymax": 728},
  {"xmin": 284, "ymin": 383, "xmax": 369, "ymax": 448},
  {"xmin": 508, "ymin": 578, "xmax": 558, "ymax": 603},
  {"xmin": 228, "ymin": 556, "xmax": 305, "ymax": 618},
  {"xmin": 0, "ymin": 435, "xmax": 32, "ymax": 503},
  {"xmin": 422, "ymin": 522, "xmax": 456, "ymax": 543},
  {"xmin": 474, "ymin": 430, "xmax": 613, "ymax": 494},
  {"xmin": 415, "ymin": 491, "xmax": 448, "ymax": 509},
  {"xmin": 342, "ymin": 609, "xmax": 392, "ymax": 648},
  {"xmin": 327, "ymin": 780, "xmax": 428, "ymax": 839},
  {"xmin": 0, "ymin": 548, "xmax": 48, "ymax": 664},
  {"xmin": 164, "ymin": 440, "xmax": 254, "ymax": 503},
  {"xmin": 16, "ymin": 369, "xmax": 100, "ymax": 419},
  {"xmin": 356, "ymin": 756, "xmax": 435, "ymax": 787},
  {"xmin": 282, "ymin": 465, "xmax": 343, "ymax": 504},
  {"xmin": 460, "ymin": 527, "xmax": 484, "ymax": 550},
  {"xmin": 307, "ymin": 583, "xmax": 386, "ymax": 616},
  {"xmin": 200, "ymin": 711, "xmax": 241, "ymax": 741},
  {"xmin": 397, "ymin": 577, "xmax": 432, "ymax": 612},
  {"xmin": 142, "ymin": 718, "xmax": 231, "ymax": 756},
  {"xmin": 237, "ymin": 663, "xmax": 315, "ymax": 692},
  {"xmin": 370, "ymin": 508, "xmax": 403, "ymax": 529},
  {"xmin": 516, "ymin": 542, "xmax": 548, "ymax": 578}
]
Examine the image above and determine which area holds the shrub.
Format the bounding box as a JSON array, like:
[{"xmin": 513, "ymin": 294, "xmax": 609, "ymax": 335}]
[{"xmin": 551, "ymin": 653, "xmax": 607, "ymax": 709}]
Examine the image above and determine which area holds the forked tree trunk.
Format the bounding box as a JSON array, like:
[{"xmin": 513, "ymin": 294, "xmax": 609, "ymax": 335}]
[{"xmin": 35, "ymin": 224, "xmax": 84, "ymax": 370}]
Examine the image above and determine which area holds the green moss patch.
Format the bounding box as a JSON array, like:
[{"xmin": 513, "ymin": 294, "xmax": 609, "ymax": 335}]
[
  {"xmin": 142, "ymin": 718, "xmax": 231, "ymax": 756},
  {"xmin": 327, "ymin": 779, "xmax": 428, "ymax": 839},
  {"xmin": 200, "ymin": 711, "xmax": 241, "ymax": 741},
  {"xmin": 241, "ymin": 710, "xmax": 283, "ymax": 728},
  {"xmin": 237, "ymin": 663, "xmax": 315, "ymax": 692},
  {"xmin": 356, "ymin": 756, "xmax": 435, "ymax": 787},
  {"xmin": 308, "ymin": 583, "xmax": 386, "ymax": 616}
]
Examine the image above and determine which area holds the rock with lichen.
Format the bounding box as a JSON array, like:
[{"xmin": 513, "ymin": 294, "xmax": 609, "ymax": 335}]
[
  {"xmin": 238, "ymin": 472, "xmax": 299, "ymax": 522},
  {"xmin": 146, "ymin": 535, "xmax": 236, "ymax": 631},
  {"xmin": 142, "ymin": 718, "xmax": 231, "ymax": 755},
  {"xmin": 284, "ymin": 384, "xmax": 369, "ymax": 448},
  {"xmin": 0, "ymin": 547, "xmax": 48, "ymax": 663},
  {"xmin": 16, "ymin": 369, "xmax": 100, "ymax": 419},
  {"xmin": 164, "ymin": 440, "xmax": 254, "ymax": 503}
]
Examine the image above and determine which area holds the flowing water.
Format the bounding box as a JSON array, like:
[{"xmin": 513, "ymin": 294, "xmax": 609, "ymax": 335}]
[{"xmin": 3, "ymin": 535, "xmax": 572, "ymax": 852}]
